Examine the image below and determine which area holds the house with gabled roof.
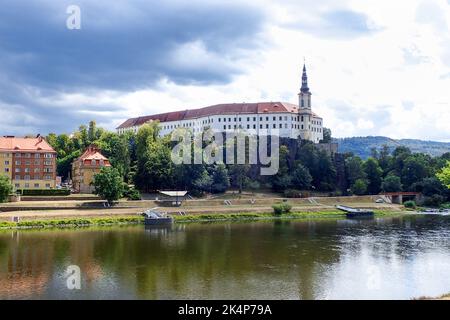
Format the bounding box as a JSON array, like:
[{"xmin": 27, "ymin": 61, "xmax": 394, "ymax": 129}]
[{"xmin": 71, "ymin": 145, "xmax": 111, "ymax": 193}]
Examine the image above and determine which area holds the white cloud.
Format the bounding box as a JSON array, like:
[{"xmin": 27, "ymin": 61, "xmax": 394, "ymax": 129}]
[{"xmin": 6, "ymin": 0, "xmax": 450, "ymax": 141}]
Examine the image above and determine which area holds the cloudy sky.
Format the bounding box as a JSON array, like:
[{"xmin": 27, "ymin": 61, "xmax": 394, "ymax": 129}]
[{"xmin": 1, "ymin": 0, "xmax": 450, "ymax": 141}]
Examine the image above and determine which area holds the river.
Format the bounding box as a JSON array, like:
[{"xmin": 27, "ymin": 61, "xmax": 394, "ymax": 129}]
[{"xmin": 1, "ymin": 214, "xmax": 450, "ymax": 299}]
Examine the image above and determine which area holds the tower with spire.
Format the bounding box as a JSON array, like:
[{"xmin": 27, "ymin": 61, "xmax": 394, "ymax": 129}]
[{"xmin": 298, "ymin": 62, "xmax": 312, "ymax": 112}]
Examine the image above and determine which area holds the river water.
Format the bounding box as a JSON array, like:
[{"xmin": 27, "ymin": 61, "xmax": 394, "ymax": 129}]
[{"xmin": 1, "ymin": 214, "xmax": 450, "ymax": 300}]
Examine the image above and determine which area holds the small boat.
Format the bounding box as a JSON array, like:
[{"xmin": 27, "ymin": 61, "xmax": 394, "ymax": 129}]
[
  {"xmin": 336, "ymin": 205, "xmax": 374, "ymax": 218},
  {"xmin": 141, "ymin": 208, "xmax": 173, "ymax": 225}
]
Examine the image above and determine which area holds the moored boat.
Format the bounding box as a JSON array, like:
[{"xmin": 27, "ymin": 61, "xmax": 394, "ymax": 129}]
[
  {"xmin": 336, "ymin": 205, "xmax": 374, "ymax": 219},
  {"xmin": 141, "ymin": 208, "xmax": 173, "ymax": 225}
]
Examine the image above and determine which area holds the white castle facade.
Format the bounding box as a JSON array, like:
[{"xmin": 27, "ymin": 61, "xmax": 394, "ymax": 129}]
[{"xmin": 117, "ymin": 64, "xmax": 324, "ymax": 143}]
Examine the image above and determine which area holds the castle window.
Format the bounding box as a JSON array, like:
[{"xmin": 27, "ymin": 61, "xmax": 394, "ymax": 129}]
[
  {"xmin": 219, "ymin": 118, "xmax": 221, "ymax": 122},
  {"xmin": 273, "ymin": 116, "xmax": 276, "ymax": 121},
  {"xmin": 301, "ymin": 116, "xmax": 304, "ymax": 122},
  {"xmin": 260, "ymin": 124, "xmax": 263, "ymax": 129},
  {"xmin": 223, "ymin": 125, "xmax": 226, "ymax": 130},
  {"xmin": 259, "ymin": 117, "xmax": 262, "ymax": 121},
  {"xmin": 247, "ymin": 117, "xmax": 250, "ymax": 121},
  {"xmin": 247, "ymin": 124, "xmax": 250, "ymax": 129},
  {"xmin": 266, "ymin": 124, "xmax": 269, "ymax": 129},
  {"xmin": 279, "ymin": 116, "xmax": 282, "ymax": 121},
  {"xmin": 279, "ymin": 124, "xmax": 282, "ymax": 128},
  {"xmin": 301, "ymin": 100, "xmax": 304, "ymax": 107},
  {"xmin": 273, "ymin": 124, "xmax": 276, "ymax": 129},
  {"xmin": 253, "ymin": 117, "xmax": 256, "ymax": 121},
  {"xmin": 239, "ymin": 118, "xmax": 241, "ymax": 122},
  {"xmin": 223, "ymin": 118, "xmax": 226, "ymax": 122}
]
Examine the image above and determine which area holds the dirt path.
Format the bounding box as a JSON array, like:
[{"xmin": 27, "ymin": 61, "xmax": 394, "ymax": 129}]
[{"xmin": 0, "ymin": 202, "xmax": 402, "ymax": 221}]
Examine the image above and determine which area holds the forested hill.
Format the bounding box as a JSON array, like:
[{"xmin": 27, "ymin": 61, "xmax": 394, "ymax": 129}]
[{"xmin": 334, "ymin": 136, "xmax": 450, "ymax": 158}]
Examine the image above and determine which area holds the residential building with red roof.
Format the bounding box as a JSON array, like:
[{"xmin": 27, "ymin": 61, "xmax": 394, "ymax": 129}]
[
  {"xmin": 0, "ymin": 136, "xmax": 57, "ymax": 189},
  {"xmin": 116, "ymin": 64, "xmax": 324, "ymax": 143},
  {"xmin": 71, "ymin": 145, "xmax": 111, "ymax": 193}
]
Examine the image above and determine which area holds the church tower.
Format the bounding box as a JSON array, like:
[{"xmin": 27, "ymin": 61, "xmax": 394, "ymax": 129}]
[{"xmin": 298, "ymin": 63, "xmax": 312, "ymax": 112}]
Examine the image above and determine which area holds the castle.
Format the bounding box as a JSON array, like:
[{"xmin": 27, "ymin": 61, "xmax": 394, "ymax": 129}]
[{"xmin": 117, "ymin": 64, "xmax": 324, "ymax": 143}]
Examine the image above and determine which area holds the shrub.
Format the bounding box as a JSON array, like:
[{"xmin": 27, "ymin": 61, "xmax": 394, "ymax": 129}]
[
  {"xmin": 404, "ymin": 200, "xmax": 416, "ymax": 209},
  {"xmin": 0, "ymin": 176, "xmax": 13, "ymax": 203},
  {"xmin": 382, "ymin": 175, "xmax": 402, "ymax": 192},
  {"xmin": 423, "ymin": 194, "xmax": 445, "ymax": 207},
  {"xmin": 18, "ymin": 189, "xmax": 70, "ymax": 196},
  {"xmin": 92, "ymin": 167, "xmax": 124, "ymax": 205},
  {"xmin": 123, "ymin": 183, "xmax": 141, "ymax": 200},
  {"xmin": 272, "ymin": 202, "xmax": 292, "ymax": 215},
  {"xmin": 351, "ymin": 179, "xmax": 368, "ymax": 196}
]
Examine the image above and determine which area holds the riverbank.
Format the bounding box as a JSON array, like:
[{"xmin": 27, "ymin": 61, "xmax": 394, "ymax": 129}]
[{"xmin": 0, "ymin": 209, "xmax": 404, "ymax": 230}]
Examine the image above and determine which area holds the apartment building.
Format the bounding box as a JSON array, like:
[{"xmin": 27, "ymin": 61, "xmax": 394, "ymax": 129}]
[{"xmin": 0, "ymin": 136, "xmax": 57, "ymax": 189}]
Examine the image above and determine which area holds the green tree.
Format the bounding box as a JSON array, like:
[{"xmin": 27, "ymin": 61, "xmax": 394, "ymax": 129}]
[
  {"xmin": 88, "ymin": 120, "xmax": 97, "ymax": 143},
  {"xmin": 377, "ymin": 145, "xmax": 392, "ymax": 176},
  {"xmin": 272, "ymin": 145, "xmax": 293, "ymax": 192},
  {"xmin": 229, "ymin": 164, "xmax": 250, "ymax": 194},
  {"xmin": 363, "ymin": 157, "xmax": 383, "ymax": 194},
  {"xmin": 97, "ymin": 131, "xmax": 131, "ymax": 180},
  {"xmin": 392, "ymin": 146, "xmax": 412, "ymax": 176},
  {"xmin": 413, "ymin": 177, "xmax": 446, "ymax": 196},
  {"xmin": 345, "ymin": 156, "xmax": 366, "ymax": 186},
  {"xmin": 134, "ymin": 123, "xmax": 174, "ymax": 191},
  {"xmin": 92, "ymin": 167, "xmax": 125, "ymax": 205},
  {"xmin": 291, "ymin": 162, "xmax": 312, "ymax": 189},
  {"xmin": 351, "ymin": 179, "xmax": 368, "ymax": 195},
  {"xmin": 0, "ymin": 176, "xmax": 13, "ymax": 203},
  {"xmin": 210, "ymin": 164, "xmax": 230, "ymax": 193},
  {"xmin": 381, "ymin": 174, "xmax": 402, "ymax": 192},
  {"xmin": 316, "ymin": 149, "xmax": 337, "ymax": 191},
  {"xmin": 296, "ymin": 141, "xmax": 336, "ymax": 191},
  {"xmin": 437, "ymin": 161, "xmax": 450, "ymax": 189},
  {"xmin": 320, "ymin": 127, "xmax": 332, "ymax": 143},
  {"xmin": 78, "ymin": 125, "xmax": 89, "ymax": 148},
  {"xmin": 193, "ymin": 169, "xmax": 213, "ymax": 194},
  {"xmin": 401, "ymin": 154, "xmax": 430, "ymax": 190}
]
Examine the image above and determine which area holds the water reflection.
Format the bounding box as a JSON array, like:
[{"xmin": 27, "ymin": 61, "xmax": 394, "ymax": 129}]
[{"xmin": 1, "ymin": 215, "xmax": 450, "ymax": 299}]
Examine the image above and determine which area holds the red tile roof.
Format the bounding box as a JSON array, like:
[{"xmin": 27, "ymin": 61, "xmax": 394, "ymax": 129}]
[
  {"xmin": 0, "ymin": 136, "xmax": 56, "ymax": 152},
  {"xmin": 116, "ymin": 102, "xmax": 322, "ymax": 129},
  {"xmin": 78, "ymin": 145, "xmax": 110, "ymax": 161}
]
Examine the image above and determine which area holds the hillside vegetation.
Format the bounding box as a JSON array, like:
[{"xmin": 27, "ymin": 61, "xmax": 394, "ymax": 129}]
[{"xmin": 335, "ymin": 136, "xmax": 450, "ymax": 158}]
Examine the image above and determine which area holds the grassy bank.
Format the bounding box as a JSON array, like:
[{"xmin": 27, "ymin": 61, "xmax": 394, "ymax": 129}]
[
  {"xmin": 0, "ymin": 216, "xmax": 144, "ymax": 230},
  {"xmin": 0, "ymin": 209, "xmax": 402, "ymax": 230}
]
